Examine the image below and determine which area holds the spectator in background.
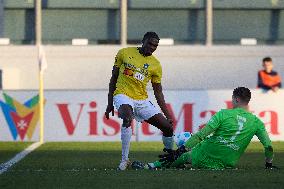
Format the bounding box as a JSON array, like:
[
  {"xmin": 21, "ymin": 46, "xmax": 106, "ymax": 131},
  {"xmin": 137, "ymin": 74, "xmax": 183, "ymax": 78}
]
[{"xmin": 257, "ymin": 57, "xmax": 281, "ymax": 92}]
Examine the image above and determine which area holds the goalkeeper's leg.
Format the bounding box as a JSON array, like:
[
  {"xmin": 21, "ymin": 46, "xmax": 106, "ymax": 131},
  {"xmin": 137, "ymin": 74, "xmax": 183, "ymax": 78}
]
[
  {"xmin": 146, "ymin": 151, "xmax": 192, "ymax": 169},
  {"xmin": 170, "ymin": 151, "xmax": 192, "ymax": 167}
]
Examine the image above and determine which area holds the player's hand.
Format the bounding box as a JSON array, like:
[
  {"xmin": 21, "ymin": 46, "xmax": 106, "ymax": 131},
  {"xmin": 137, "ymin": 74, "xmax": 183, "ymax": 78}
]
[
  {"xmin": 159, "ymin": 145, "xmax": 188, "ymax": 166},
  {"xmin": 265, "ymin": 162, "xmax": 280, "ymax": 170},
  {"xmin": 105, "ymin": 104, "xmax": 114, "ymax": 119}
]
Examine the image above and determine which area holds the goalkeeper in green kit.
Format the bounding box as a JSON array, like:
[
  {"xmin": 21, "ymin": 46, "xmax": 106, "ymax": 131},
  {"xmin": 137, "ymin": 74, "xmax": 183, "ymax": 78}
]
[{"xmin": 147, "ymin": 87, "xmax": 278, "ymax": 170}]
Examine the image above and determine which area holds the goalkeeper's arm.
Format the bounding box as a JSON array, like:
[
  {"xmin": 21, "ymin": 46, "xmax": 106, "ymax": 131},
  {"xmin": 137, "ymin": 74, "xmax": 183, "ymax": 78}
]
[
  {"xmin": 184, "ymin": 124, "xmax": 216, "ymax": 149},
  {"xmin": 255, "ymin": 121, "xmax": 278, "ymax": 169},
  {"xmin": 184, "ymin": 110, "xmax": 224, "ymax": 149},
  {"xmin": 264, "ymin": 146, "xmax": 276, "ymax": 169}
]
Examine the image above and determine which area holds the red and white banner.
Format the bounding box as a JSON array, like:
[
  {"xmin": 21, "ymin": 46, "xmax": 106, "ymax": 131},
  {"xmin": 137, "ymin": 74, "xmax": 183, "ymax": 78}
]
[{"xmin": 0, "ymin": 90, "xmax": 283, "ymax": 141}]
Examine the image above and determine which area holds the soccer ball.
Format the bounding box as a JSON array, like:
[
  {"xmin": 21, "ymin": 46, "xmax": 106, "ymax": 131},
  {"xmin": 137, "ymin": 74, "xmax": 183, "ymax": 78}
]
[{"xmin": 174, "ymin": 131, "xmax": 191, "ymax": 147}]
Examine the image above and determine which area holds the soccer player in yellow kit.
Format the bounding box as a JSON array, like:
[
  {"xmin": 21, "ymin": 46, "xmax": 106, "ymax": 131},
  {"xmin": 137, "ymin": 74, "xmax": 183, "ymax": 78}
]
[{"xmin": 105, "ymin": 32, "xmax": 174, "ymax": 170}]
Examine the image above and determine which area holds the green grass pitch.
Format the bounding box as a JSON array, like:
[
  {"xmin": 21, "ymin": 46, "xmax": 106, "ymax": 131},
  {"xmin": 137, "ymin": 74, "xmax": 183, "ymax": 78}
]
[
  {"xmin": 0, "ymin": 142, "xmax": 33, "ymax": 164},
  {"xmin": 0, "ymin": 142, "xmax": 283, "ymax": 189}
]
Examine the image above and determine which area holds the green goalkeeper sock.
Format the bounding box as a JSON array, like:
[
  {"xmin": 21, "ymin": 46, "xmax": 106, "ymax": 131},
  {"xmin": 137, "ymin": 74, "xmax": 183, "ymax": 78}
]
[
  {"xmin": 153, "ymin": 161, "xmax": 162, "ymax": 168},
  {"xmin": 148, "ymin": 152, "xmax": 191, "ymax": 169},
  {"xmin": 147, "ymin": 161, "xmax": 162, "ymax": 169}
]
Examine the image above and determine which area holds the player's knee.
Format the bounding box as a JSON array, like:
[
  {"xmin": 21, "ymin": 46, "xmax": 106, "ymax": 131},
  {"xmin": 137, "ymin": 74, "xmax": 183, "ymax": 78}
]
[{"xmin": 122, "ymin": 117, "xmax": 132, "ymax": 128}]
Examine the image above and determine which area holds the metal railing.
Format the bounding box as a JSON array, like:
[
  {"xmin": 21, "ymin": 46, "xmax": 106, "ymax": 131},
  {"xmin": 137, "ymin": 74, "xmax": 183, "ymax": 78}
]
[{"xmin": 34, "ymin": 0, "xmax": 213, "ymax": 46}]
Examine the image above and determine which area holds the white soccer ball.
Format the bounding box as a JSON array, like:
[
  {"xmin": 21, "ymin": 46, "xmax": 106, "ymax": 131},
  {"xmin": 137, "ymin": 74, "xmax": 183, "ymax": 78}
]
[{"xmin": 174, "ymin": 131, "xmax": 192, "ymax": 147}]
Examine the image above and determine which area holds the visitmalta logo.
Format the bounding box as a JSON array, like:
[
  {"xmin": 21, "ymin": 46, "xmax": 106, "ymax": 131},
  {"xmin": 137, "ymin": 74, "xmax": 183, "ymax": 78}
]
[{"xmin": 0, "ymin": 93, "xmax": 41, "ymax": 141}]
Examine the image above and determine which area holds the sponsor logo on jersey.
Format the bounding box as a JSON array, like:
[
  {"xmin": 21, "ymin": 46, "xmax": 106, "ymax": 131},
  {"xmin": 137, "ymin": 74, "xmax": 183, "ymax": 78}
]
[{"xmin": 143, "ymin": 63, "xmax": 149, "ymax": 69}]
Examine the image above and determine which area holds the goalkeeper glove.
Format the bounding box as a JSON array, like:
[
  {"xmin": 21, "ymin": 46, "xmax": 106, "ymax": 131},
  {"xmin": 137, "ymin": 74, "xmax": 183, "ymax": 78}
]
[
  {"xmin": 265, "ymin": 162, "xmax": 279, "ymax": 170},
  {"xmin": 163, "ymin": 148, "xmax": 174, "ymax": 154},
  {"xmin": 159, "ymin": 145, "xmax": 188, "ymax": 166}
]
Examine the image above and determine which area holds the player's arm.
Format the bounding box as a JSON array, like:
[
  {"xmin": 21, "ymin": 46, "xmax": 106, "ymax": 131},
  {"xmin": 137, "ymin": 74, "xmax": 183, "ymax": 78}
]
[
  {"xmin": 105, "ymin": 49, "xmax": 123, "ymax": 119},
  {"xmin": 255, "ymin": 120, "xmax": 275, "ymax": 168},
  {"xmin": 152, "ymin": 82, "xmax": 173, "ymax": 123},
  {"xmin": 184, "ymin": 111, "xmax": 222, "ymax": 149},
  {"xmin": 184, "ymin": 125, "xmax": 215, "ymax": 149},
  {"xmin": 151, "ymin": 63, "xmax": 173, "ymax": 123},
  {"xmin": 105, "ymin": 66, "xmax": 119, "ymax": 119},
  {"xmin": 255, "ymin": 119, "xmax": 277, "ymax": 169}
]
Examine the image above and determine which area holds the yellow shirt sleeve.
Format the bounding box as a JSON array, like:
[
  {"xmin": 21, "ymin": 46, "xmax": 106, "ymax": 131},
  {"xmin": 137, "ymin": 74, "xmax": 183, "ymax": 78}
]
[
  {"xmin": 114, "ymin": 49, "xmax": 124, "ymax": 68},
  {"xmin": 151, "ymin": 63, "xmax": 162, "ymax": 83}
]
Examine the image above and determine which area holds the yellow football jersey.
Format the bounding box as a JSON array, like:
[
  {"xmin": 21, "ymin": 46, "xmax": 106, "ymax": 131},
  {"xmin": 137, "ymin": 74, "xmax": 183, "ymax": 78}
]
[{"xmin": 113, "ymin": 47, "xmax": 162, "ymax": 100}]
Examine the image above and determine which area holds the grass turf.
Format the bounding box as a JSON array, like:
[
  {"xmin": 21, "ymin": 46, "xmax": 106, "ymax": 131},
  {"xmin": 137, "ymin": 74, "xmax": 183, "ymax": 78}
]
[
  {"xmin": 0, "ymin": 142, "xmax": 33, "ymax": 164},
  {"xmin": 0, "ymin": 142, "xmax": 283, "ymax": 189}
]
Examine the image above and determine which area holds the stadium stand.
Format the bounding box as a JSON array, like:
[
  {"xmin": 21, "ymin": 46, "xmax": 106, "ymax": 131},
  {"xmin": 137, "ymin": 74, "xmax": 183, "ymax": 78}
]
[{"xmin": 1, "ymin": 0, "xmax": 284, "ymax": 44}]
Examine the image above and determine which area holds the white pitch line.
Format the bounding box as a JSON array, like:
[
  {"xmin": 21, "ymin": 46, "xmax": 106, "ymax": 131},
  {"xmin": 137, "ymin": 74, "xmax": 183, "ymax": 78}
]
[{"xmin": 0, "ymin": 142, "xmax": 43, "ymax": 175}]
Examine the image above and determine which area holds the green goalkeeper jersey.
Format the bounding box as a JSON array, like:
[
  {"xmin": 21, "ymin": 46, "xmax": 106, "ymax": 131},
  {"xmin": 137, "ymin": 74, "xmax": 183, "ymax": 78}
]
[{"xmin": 185, "ymin": 107, "xmax": 272, "ymax": 168}]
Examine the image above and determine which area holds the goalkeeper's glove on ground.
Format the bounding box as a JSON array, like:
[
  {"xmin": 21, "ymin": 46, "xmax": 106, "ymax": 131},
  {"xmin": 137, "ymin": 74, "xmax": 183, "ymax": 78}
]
[
  {"xmin": 265, "ymin": 162, "xmax": 279, "ymax": 170},
  {"xmin": 159, "ymin": 145, "xmax": 188, "ymax": 166}
]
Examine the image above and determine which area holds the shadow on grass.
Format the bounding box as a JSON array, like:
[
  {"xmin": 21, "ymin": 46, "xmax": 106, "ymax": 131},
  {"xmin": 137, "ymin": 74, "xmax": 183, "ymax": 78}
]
[
  {"xmin": 6, "ymin": 147, "xmax": 284, "ymax": 171},
  {"xmin": 0, "ymin": 149, "xmax": 283, "ymax": 189}
]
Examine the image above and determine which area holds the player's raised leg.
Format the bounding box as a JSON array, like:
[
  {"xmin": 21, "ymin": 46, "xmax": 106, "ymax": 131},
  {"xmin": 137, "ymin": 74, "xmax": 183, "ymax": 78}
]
[{"xmin": 146, "ymin": 113, "xmax": 174, "ymax": 151}]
